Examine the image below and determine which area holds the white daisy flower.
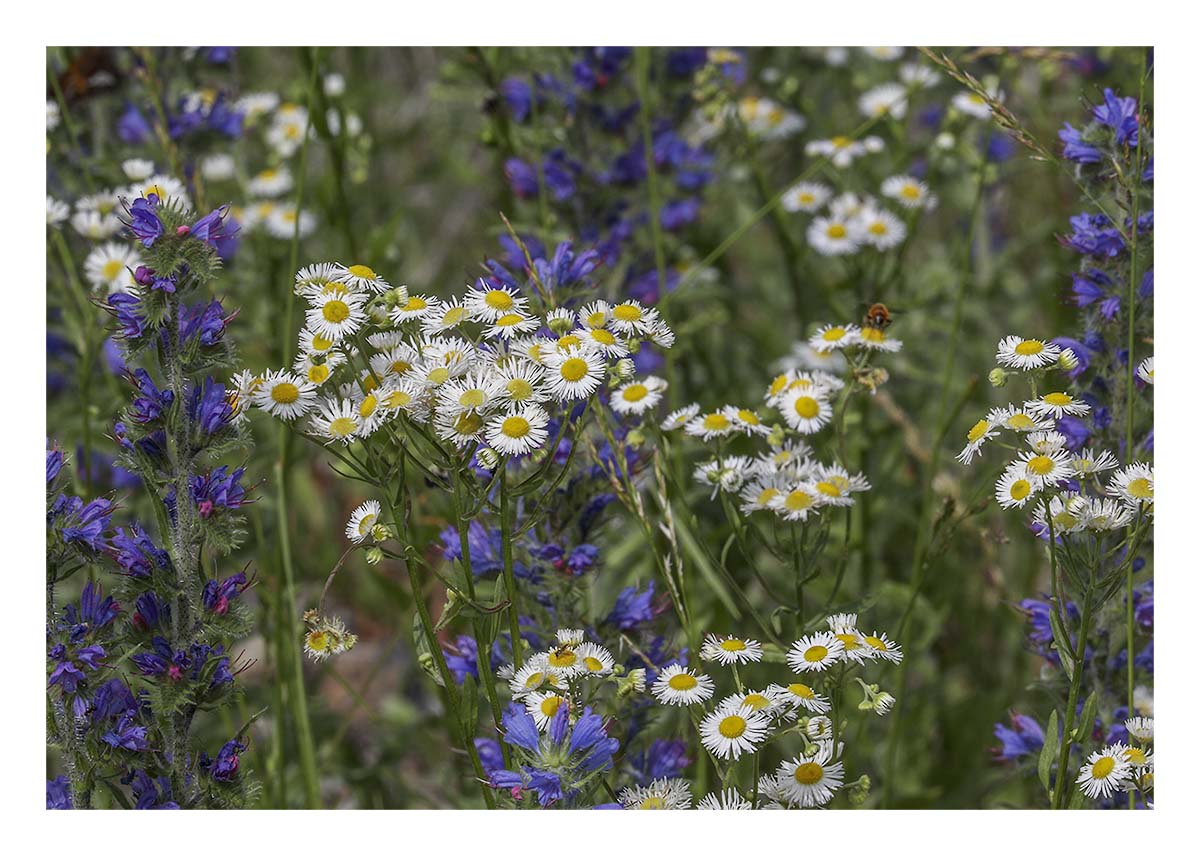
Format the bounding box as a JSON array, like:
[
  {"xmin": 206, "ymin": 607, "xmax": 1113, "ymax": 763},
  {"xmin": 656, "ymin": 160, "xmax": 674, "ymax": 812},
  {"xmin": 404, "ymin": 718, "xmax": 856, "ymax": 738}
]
[
  {"xmin": 486, "ymin": 405, "xmax": 550, "ymax": 457},
  {"xmin": 508, "ymin": 654, "xmax": 554, "ymax": 698},
  {"xmin": 294, "ymin": 262, "xmax": 346, "ymax": 297},
  {"xmin": 787, "ymin": 632, "xmax": 845, "ymax": 673},
  {"xmin": 298, "ymin": 328, "xmax": 337, "ymax": 356},
  {"xmin": 618, "ymin": 777, "xmax": 692, "ymax": 810},
  {"xmin": 882, "ymin": 175, "xmax": 936, "ymax": 210},
  {"xmin": 858, "ymin": 82, "xmax": 908, "ymax": 119},
  {"xmin": 433, "ymin": 409, "xmax": 487, "ymax": 449},
  {"xmin": 83, "ymin": 241, "xmax": 140, "ymax": 293},
  {"xmin": 227, "ymin": 370, "xmax": 261, "ymax": 425},
  {"xmin": 47, "ymin": 196, "xmax": 70, "ymax": 226},
  {"xmin": 247, "ymin": 166, "xmax": 293, "ymax": 198},
  {"xmin": 1107, "ymin": 463, "xmax": 1154, "ymax": 508},
  {"xmin": 390, "ymin": 293, "xmax": 441, "ymax": 324},
  {"xmin": 266, "ymin": 107, "xmax": 309, "ymax": 156},
  {"xmin": 780, "ymin": 388, "xmax": 833, "ymax": 434},
  {"xmin": 1027, "ymin": 392, "xmax": 1091, "ymax": 419},
  {"xmin": 235, "ymin": 91, "xmax": 281, "ymax": 121},
  {"xmin": 574, "ymin": 642, "xmax": 615, "ymax": 676},
  {"xmin": 612, "ymin": 376, "xmax": 667, "ymax": 416},
  {"xmin": 336, "ymin": 263, "xmax": 393, "ymax": 295},
  {"xmin": 899, "ymin": 62, "xmax": 940, "ymax": 88},
  {"xmin": 697, "ymin": 789, "xmax": 752, "ymax": 810},
  {"xmin": 304, "ymin": 289, "xmax": 367, "ymax": 343},
  {"xmin": 71, "ymin": 209, "xmax": 123, "ymax": 240},
  {"xmin": 700, "ymin": 635, "xmax": 763, "ymax": 665},
  {"xmin": 608, "ymin": 300, "xmax": 657, "ymax": 336},
  {"xmin": 200, "ymin": 153, "xmax": 236, "ymax": 182},
  {"xmin": 525, "ymin": 691, "xmax": 568, "ymax": 731},
  {"xmin": 1033, "ymin": 493, "xmax": 1090, "ymax": 535},
  {"xmin": 806, "ymin": 715, "xmax": 834, "ymax": 740},
  {"xmin": 464, "ymin": 282, "xmax": 528, "ymax": 322},
  {"xmin": 699, "ymin": 704, "xmax": 770, "ymax": 760},
  {"xmin": 294, "ymin": 351, "xmax": 345, "ymax": 386},
  {"xmin": 861, "ymin": 629, "xmax": 904, "ymax": 663},
  {"xmin": 650, "ymin": 664, "xmax": 715, "ymax": 706},
  {"xmin": 1082, "ymin": 497, "xmax": 1136, "ymax": 531},
  {"xmin": 777, "ymin": 742, "xmax": 844, "ymax": 807},
  {"xmin": 772, "ymin": 682, "xmax": 832, "ymax": 713},
  {"xmin": 953, "ymin": 85, "xmax": 1004, "ymax": 119},
  {"xmin": 555, "ymin": 628, "xmax": 586, "ymax": 647},
  {"xmin": 575, "ymin": 326, "xmax": 629, "ymax": 358},
  {"xmin": 1014, "ymin": 449, "xmax": 1074, "ymax": 489},
  {"xmin": 721, "ymin": 687, "xmax": 790, "ymax": 718},
  {"xmin": 128, "ymin": 174, "xmax": 189, "ymax": 206},
  {"xmin": 662, "ymin": 403, "xmax": 700, "ymax": 431},
  {"xmin": 1136, "ymin": 356, "xmax": 1154, "ymax": 385},
  {"xmin": 987, "ymin": 404, "xmax": 1055, "ymax": 434},
  {"xmin": 345, "ymin": 500, "xmax": 382, "ymax": 543},
  {"xmin": 724, "ymin": 405, "xmax": 771, "ymax": 436},
  {"xmin": 264, "ymin": 205, "xmax": 315, "ymax": 239},
  {"xmin": 997, "ymin": 335, "xmax": 1061, "ymax": 370},
  {"xmin": 857, "ymin": 325, "xmax": 903, "ymax": 352},
  {"xmin": 812, "ymin": 463, "xmax": 870, "ymax": 506},
  {"xmin": 956, "ymin": 416, "xmax": 1000, "ymax": 465},
  {"xmin": 738, "ymin": 478, "xmax": 787, "ymax": 515},
  {"xmin": 1027, "ymin": 430, "xmax": 1069, "ymax": 455},
  {"xmin": 770, "ymin": 484, "xmax": 824, "ymax": 522},
  {"xmin": 308, "ymin": 397, "xmax": 363, "ymax": 444},
  {"xmin": 809, "ymin": 323, "xmax": 861, "ymax": 353},
  {"xmin": 543, "ymin": 346, "xmax": 605, "ymax": 401},
  {"xmin": 437, "ymin": 370, "xmax": 503, "ymax": 419},
  {"xmin": 1125, "ymin": 717, "xmax": 1154, "ymax": 743},
  {"xmin": 417, "ymin": 297, "xmax": 471, "ymax": 336},
  {"xmin": 995, "ymin": 464, "xmax": 1039, "ymax": 509},
  {"xmin": 857, "ymin": 207, "xmax": 908, "ymax": 250},
  {"xmin": 807, "ymin": 215, "xmax": 861, "ymax": 255},
  {"xmin": 782, "ymin": 181, "xmax": 833, "ymax": 213},
  {"xmin": 1077, "ymin": 744, "xmax": 1133, "ymax": 799},
  {"xmin": 739, "ymin": 96, "xmax": 806, "ymax": 139},
  {"xmin": 576, "ymin": 300, "xmax": 612, "ymax": 329},
  {"xmin": 486, "ymin": 312, "xmax": 540, "ymax": 340},
  {"xmin": 254, "ymin": 369, "xmax": 318, "ymax": 420}
]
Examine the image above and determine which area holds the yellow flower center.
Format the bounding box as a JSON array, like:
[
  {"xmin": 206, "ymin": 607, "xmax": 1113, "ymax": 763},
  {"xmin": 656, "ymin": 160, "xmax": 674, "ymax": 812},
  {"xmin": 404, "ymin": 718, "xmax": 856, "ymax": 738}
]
[
  {"xmin": 862, "ymin": 327, "xmax": 886, "ymax": 343},
  {"xmin": 1007, "ymin": 413, "xmax": 1036, "ymax": 431},
  {"xmin": 523, "ymin": 671, "xmax": 545, "ymax": 689},
  {"xmin": 826, "ymin": 224, "xmax": 847, "ymax": 239},
  {"xmin": 1014, "ymin": 340, "xmax": 1044, "ymax": 356},
  {"xmin": 453, "ymin": 413, "xmax": 483, "ymax": 435},
  {"xmin": 384, "ymin": 390, "xmax": 412, "ymax": 409},
  {"xmin": 390, "ymin": 360, "xmax": 411, "ymax": 375},
  {"xmin": 402, "ymin": 296, "xmax": 427, "ymax": 312},
  {"xmin": 459, "ymin": 389, "xmax": 485, "ymax": 409},
  {"xmin": 1128, "ymin": 478, "xmax": 1153, "ymax": 499},
  {"xmin": 306, "ymin": 630, "xmax": 330, "ymax": 652},
  {"xmin": 785, "ymin": 490, "xmax": 813, "ymax": 511},
  {"xmin": 547, "ymin": 650, "xmax": 576, "ymax": 668},
  {"xmin": 559, "ymin": 358, "xmax": 589, "ymax": 382},
  {"xmin": 742, "ymin": 693, "xmax": 771, "ymax": 710},
  {"xmin": 638, "ymin": 796, "xmax": 666, "ymax": 810},
  {"xmin": 484, "ymin": 290, "xmax": 514, "ymax": 310},
  {"xmin": 737, "ymin": 409, "xmax": 759, "ymax": 424},
  {"xmin": 1009, "ymin": 479, "xmax": 1032, "ymax": 501},
  {"xmin": 539, "ymin": 696, "xmax": 562, "ymax": 717},
  {"xmin": 1043, "ymin": 392, "xmax": 1072, "ymax": 406},
  {"xmin": 427, "ymin": 367, "xmax": 450, "ymax": 385},
  {"xmin": 307, "ymin": 365, "xmax": 330, "ymax": 384},
  {"xmin": 967, "ymin": 419, "xmax": 990, "ymax": 442},
  {"xmin": 347, "ymin": 264, "xmax": 376, "ymax": 279},
  {"xmin": 1027, "ymin": 455, "xmax": 1055, "ymax": 476},
  {"xmin": 835, "ymin": 632, "xmax": 860, "ymax": 649},
  {"xmin": 322, "ymin": 300, "xmax": 350, "ymax": 323},
  {"xmin": 718, "ymin": 715, "xmax": 747, "ymax": 739},
  {"xmin": 769, "ymin": 374, "xmax": 789, "ymax": 396},
  {"xmin": 496, "ymin": 313, "xmax": 525, "ymax": 327},
  {"xmin": 864, "ymin": 636, "xmax": 887, "ymax": 651},
  {"xmin": 1091, "ymin": 756, "xmax": 1116, "ymax": 779},
  {"xmin": 622, "ymin": 384, "xmax": 649, "ymax": 402},
  {"xmin": 794, "ymin": 396, "xmax": 820, "ymax": 419},
  {"xmin": 590, "ymin": 329, "xmax": 617, "ymax": 346},
  {"xmin": 271, "ymin": 383, "xmax": 299, "ymax": 404},
  {"xmin": 311, "ymin": 333, "xmax": 333, "ymax": 351},
  {"xmin": 831, "ymin": 136, "xmax": 852, "ymax": 148},
  {"xmin": 501, "ymin": 416, "xmax": 531, "ymax": 439},
  {"xmin": 702, "ymin": 413, "xmax": 730, "ymax": 431},
  {"xmin": 102, "ymin": 259, "xmax": 123, "ymax": 280},
  {"xmin": 1125, "ymin": 748, "xmax": 1147, "ymax": 765},
  {"xmin": 441, "ymin": 306, "xmax": 466, "ymax": 326},
  {"xmin": 822, "ymin": 327, "xmax": 846, "ymax": 342},
  {"xmin": 358, "ymin": 395, "xmax": 377, "ymax": 418},
  {"xmin": 614, "ymin": 303, "xmax": 643, "ymax": 323},
  {"xmin": 793, "ymin": 762, "xmax": 824, "ymax": 785},
  {"xmin": 586, "ymin": 310, "xmax": 607, "ymax": 328},
  {"xmin": 868, "ymin": 221, "xmax": 888, "ymax": 236},
  {"xmin": 757, "ymin": 487, "xmax": 779, "ymax": 505},
  {"xmin": 584, "ymin": 656, "xmax": 605, "ymax": 672},
  {"xmin": 788, "ymin": 683, "xmax": 815, "ymax": 698},
  {"xmin": 901, "ymin": 184, "xmax": 921, "ymax": 200},
  {"xmin": 329, "ymin": 416, "xmax": 357, "ymax": 437},
  {"xmin": 502, "ymin": 378, "xmax": 533, "ymax": 401},
  {"xmin": 817, "ymin": 481, "xmax": 843, "ymax": 497},
  {"xmin": 720, "ymin": 639, "xmax": 746, "ymax": 651},
  {"xmin": 556, "ymin": 334, "xmax": 582, "ymax": 350},
  {"xmin": 667, "ymin": 673, "xmax": 697, "ymax": 691},
  {"xmin": 803, "ymin": 645, "xmax": 828, "ymax": 662}
]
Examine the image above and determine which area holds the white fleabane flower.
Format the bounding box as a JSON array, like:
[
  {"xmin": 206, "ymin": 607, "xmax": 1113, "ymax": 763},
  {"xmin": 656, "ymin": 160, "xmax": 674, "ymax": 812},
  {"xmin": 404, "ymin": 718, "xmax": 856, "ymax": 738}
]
[
  {"xmin": 957, "ymin": 416, "xmax": 999, "ymax": 465},
  {"xmin": 1137, "ymin": 356, "xmax": 1154, "ymax": 384},
  {"xmin": 543, "ymin": 346, "xmax": 605, "ymax": 401},
  {"xmin": 83, "ymin": 241, "xmax": 140, "ymax": 293},
  {"xmin": 1027, "ymin": 392, "xmax": 1090, "ymax": 419},
  {"xmin": 650, "ymin": 664, "xmax": 715, "ymax": 706},
  {"xmin": 308, "ymin": 397, "xmax": 363, "ymax": 444},
  {"xmin": 858, "ymin": 82, "xmax": 908, "ymax": 119},
  {"xmin": 772, "ymin": 681, "xmax": 832, "ymax": 713},
  {"xmin": 47, "ymin": 197, "xmax": 70, "ymax": 226},
  {"xmin": 618, "ymin": 777, "xmax": 693, "ymax": 810},
  {"xmin": 953, "ymin": 85, "xmax": 1004, "ymax": 119},
  {"xmin": 525, "ymin": 691, "xmax": 567, "ymax": 731},
  {"xmin": 247, "ymin": 166, "xmax": 294, "ymax": 198},
  {"xmin": 254, "ymin": 369, "xmax": 318, "ymax": 420},
  {"xmin": 1013, "ymin": 449, "xmax": 1074, "ymax": 489},
  {"xmin": 809, "ymin": 323, "xmax": 861, "ymax": 353},
  {"xmin": 777, "ymin": 742, "xmax": 844, "ymax": 807},
  {"xmin": 996, "ymin": 335, "xmax": 1062, "ymax": 370},
  {"xmin": 882, "ymin": 174, "xmax": 936, "ymax": 210},
  {"xmin": 662, "ymin": 403, "xmax": 700, "ymax": 431},
  {"xmin": 1077, "ymin": 744, "xmax": 1133, "ymax": 799},
  {"xmin": 700, "ymin": 634, "xmax": 763, "ymax": 665},
  {"xmin": 305, "ymin": 289, "xmax": 368, "ymax": 342},
  {"xmin": 697, "ymin": 789, "xmax": 752, "ymax": 810},
  {"xmin": 699, "ymin": 704, "xmax": 770, "ymax": 760},
  {"xmin": 787, "ymin": 631, "xmax": 845, "ymax": 673},
  {"xmin": 612, "ymin": 376, "xmax": 667, "ymax": 416},
  {"xmin": 770, "ymin": 484, "xmax": 824, "ymax": 522},
  {"xmin": 345, "ymin": 500, "xmax": 381, "ymax": 543},
  {"xmin": 781, "ymin": 181, "xmax": 833, "ymax": 213},
  {"xmin": 995, "ymin": 463, "xmax": 1039, "ymax": 509},
  {"xmin": 1125, "ymin": 717, "xmax": 1154, "ymax": 743},
  {"xmin": 485, "ymin": 405, "xmax": 550, "ymax": 457},
  {"xmin": 1107, "ymin": 462, "xmax": 1154, "ymax": 508},
  {"xmin": 857, "ymin": 207, "xmax": 907, "ymax": 250},
  {"xmin": 1070, "ymin": 448, "xmax": 1119, "ymax": 478},
  {"xmin": 780, "ymin": 388, "xmax": 833, "ymax": 434}
]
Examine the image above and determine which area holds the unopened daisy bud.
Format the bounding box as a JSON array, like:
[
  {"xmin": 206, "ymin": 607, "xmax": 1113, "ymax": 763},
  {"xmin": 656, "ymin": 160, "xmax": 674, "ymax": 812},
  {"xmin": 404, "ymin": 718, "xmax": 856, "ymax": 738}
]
[
  {"xmin": 846, "ymin": 775, "xmax": 871, "ymax": 807},
  {"xmin": 1058, "ymin": 349, "xmax": 1080, "ymax": 372},
  {"xmin": 370, "ymin": 523, "xmax": 392, "ymax": 543},
  {"xmin": 365, "ymin": 546, "xmax": 384, "ymax": 565},
  {"xmin": 615, "ymin": 358, "xmax": 636, "ymax": 380},
  {"xmin": 547, "ymin": 308, "xmax": 574, "ymax": 335},
  {"xmin": 988, "ymin": 367, "xmax": 1009, "ymax": 388},
  {"xmin": 476, "ymin": 447, "xmax": 500, "ymax": 470},
  {"xmin": 767, "ymin": 424, "xmax": 788, "ymax": 447},
  {"xmin": 618, "ymin": 668, "xmax": 647, "ymax": 697},
  {"xmin": 382, "ymin": 286, "xmax": 408, "ymax": 308},
  {"xmin": 626, "ymin": 429, "xmax": 645, "ymax": 448},
  {"xmin": 935, "ymin": 132, "xmax": 955, "ymax": 150}
]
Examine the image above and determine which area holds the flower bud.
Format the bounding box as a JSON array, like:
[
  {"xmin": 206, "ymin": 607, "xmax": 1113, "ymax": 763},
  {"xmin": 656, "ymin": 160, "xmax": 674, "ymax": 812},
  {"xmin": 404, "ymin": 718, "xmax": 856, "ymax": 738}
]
[
  {"xmin": 365, "ymin": 546, "xmax": 384, "ymax": 565},
  {"xmin": 615, "ymin": 358, "xmax": 636, "ymax": 380},
  {"xmin": 988, "ymin": 367, "xmax": 1009, "ymax": 388},
  {"xmin": 476, "ymin": 448, "xmax": 499, "ymax": 470},
  {"xmin": 1058, "ymin": 348, "xmax": 1079, "ymax": 372}
]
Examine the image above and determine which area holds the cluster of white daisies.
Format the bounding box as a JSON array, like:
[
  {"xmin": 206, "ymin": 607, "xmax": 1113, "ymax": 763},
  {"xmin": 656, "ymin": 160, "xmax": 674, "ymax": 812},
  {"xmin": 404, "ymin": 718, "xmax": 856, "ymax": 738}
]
[
  {"xmin": 961, "ymin": 336, "xmax": 1154, "ymax": 526},
  {"xmin": 505, "ymin": 628, "xmax": 626, "ymax": 730},
  {"xmin": 1076, "ymin": 717, "xmax": 1154, "ymax": 801},
  {"xmin": 783, "ymin": 179, "xmax": 934, "ymax": 256},
  {"xmin": 667, "ymin": 324, "xmax": 898, "ymax": 522},
  {"xmin": 635, "ymin": 613, "xmax": 901, "ymax": 809},
  {"xmin": 238, "ymin": 263, "xmax": 675, "ymax": 456},
  {"xmin": 48, "ymin": 167, "xmax": 197, "ymax": 295}
]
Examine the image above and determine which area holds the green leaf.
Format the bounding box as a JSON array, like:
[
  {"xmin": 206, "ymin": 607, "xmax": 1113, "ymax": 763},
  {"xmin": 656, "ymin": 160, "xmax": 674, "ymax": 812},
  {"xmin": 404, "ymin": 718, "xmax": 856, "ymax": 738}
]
[
  {"xmin": 1048, "ymin": 605, "xmax": 1075, "ymax": 673},
  {"xmin": 458, "ymin": 674, "xmax": 480, "ymax": 742},
  {"xmin": 1075, "ymin": 690, "xmax": 1099, "ymax": 743},
  {"xmin": 412, "ymin": 612, "xmax": 444, "ymax": 687},
  {"xmin": 1038, "ymin": 709, "xmax": 1059, "ymax": 795}
]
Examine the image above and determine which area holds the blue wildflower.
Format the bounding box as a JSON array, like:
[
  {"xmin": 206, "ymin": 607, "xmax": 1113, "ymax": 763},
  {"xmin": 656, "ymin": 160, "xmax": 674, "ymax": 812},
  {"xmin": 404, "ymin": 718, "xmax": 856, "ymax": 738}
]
[
  {"xmin": 993, "ymin": 712, "xmax": 1045, "ymax": 761},
  {"xmin": 110, "ymin": 523, "xmax": 170, "ymax": 578},
  {"xmin": 607, "ymin": 581, "xmax": 657, "ymax": 630},
  {"xmin": 47, "ymin": 777, "xmax": 73, "ymax": 809},
  {"xmin": 127, "ymin": 195, "xmax": 164, "ymax": 247},
  {"xmin": 1093, "ymin": 88, "xmax": 1139, "ymax": 146}
]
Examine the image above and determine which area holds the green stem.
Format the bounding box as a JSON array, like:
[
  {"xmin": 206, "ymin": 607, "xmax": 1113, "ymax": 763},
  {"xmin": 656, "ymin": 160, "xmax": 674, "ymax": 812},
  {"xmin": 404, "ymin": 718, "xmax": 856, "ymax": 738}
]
[
  {"xmin": 499, "ymin": 463, "xmax": 524, "ymax": 671},
  {"xmin": 1054, "ymin": 592, "xmax": 1094, "ymax": 809}
]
